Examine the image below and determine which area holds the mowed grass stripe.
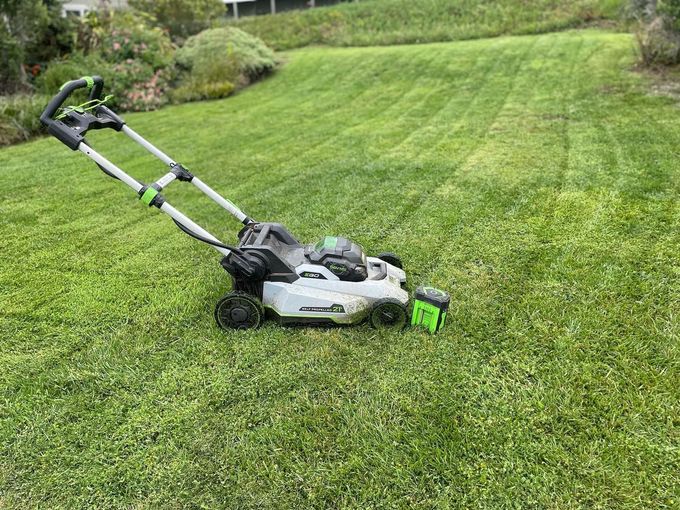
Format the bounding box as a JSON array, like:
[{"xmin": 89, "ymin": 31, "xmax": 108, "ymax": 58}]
[
  {"xmin": 247, "ymin": 38, "xmax": 530, "ymax": 242},
  {"xmin": 142, "ymin": 47, "xmax": 438, "ymax": 192},
  {"xmin": 382, "ymin": 32, "xmax": 596, "ymax": 277},
  {"xmin": 364, "ymin": 32, "xmax": 672, "ymax": 510},
  {"xmin": 361, "ymin": 37, "xmax": 544, "ymax": 243}
]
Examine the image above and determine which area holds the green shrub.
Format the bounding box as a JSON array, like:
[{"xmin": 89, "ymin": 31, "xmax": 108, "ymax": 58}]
[
  {"xmin": 169, "ymin": 80, "xmax": 235, "ymax": 103},
  {"xmin": 659, "ymin": 0, "xmax": 680, "ymax": 27},
  {"xmin": 175, "ymin": 27, "xmax": 276, "ymax": 80},
  {"xmin": 171, "ymin": 27, "xmax": 276, "ymax": 103},
  {"xmin": 1, "ymin": 18, "xmax": 274, "ymax": 147},
  {"xmin": 637, "ymin": 15, "xmax": 680, "ymax": 64},
  {"xmin": 632, "ymin": 1, "xmax": 680, "ymax": 65},
  {"xmin": 36, "ymin": 52, "xmax": 112, "ymax": 94},
  {"xmin": 0, "ymin": 94, "xmax": 48, "ymax": 146}
]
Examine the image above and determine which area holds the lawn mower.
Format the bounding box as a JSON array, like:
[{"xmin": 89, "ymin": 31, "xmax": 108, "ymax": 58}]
[{"xmin": 40, "ymin": 76, "xmax": 418, "ymax": 330}]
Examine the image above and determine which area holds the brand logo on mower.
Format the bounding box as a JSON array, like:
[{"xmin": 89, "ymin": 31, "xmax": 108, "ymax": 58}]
[
  {"xmin": 301, "ymin": 271, "xmax": 327, "ymax": 279},
  {"xmin": 300, "ymin": 304, "xmax": 345, "ymax": 314},
  {"xmin": 327, "ymin": 263, "xmax": 347, "ymax": 274}
]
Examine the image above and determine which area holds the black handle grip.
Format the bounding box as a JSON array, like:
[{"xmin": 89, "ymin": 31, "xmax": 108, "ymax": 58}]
[
  {"xmin": 89, "ymin": 77, "xmax": 104, "ymax": 102},
  {"xmin": 40, "ymin": 75, "xmax": 104, "ymax": 127}
]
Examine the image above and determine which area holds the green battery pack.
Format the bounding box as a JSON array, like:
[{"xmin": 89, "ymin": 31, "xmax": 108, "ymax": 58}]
[{"xmin": 411, "ymin": 286, "xmax": 450, "ymax": 333}]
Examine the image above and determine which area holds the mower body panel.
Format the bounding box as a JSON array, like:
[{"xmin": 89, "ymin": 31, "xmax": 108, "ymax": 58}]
[
  {"xmin": 234, "ymin": 223, "xmax": 409, "ymax": 326},
  {"xmin": 263, "ymin": 258, "xmax": 408, "ymax": 325}
]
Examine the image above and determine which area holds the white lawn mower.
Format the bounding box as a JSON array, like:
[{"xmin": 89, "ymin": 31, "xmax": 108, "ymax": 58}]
[{"xmin": 39, "ymin": 76, "xmax": 434, "ymax": 331}]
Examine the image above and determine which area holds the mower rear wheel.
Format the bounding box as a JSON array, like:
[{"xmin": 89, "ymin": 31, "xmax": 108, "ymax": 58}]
[
  {"xmin": 215, "ymin": 291, "xmax": 264, "ymax": 330},
  {"xmin": 369, "ymin": 299, "xmax": 408, "ymax": 330},
  {"xmin": 377, "ymin": 252, "xmax": 403, "ymax": 269}
]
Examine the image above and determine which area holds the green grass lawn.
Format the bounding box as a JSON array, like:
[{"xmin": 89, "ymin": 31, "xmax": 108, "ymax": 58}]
[
  {"xmin": 1, "ymin": 30, "xmax": 678, "ymax": 508},
  {"xmin": 232, "ymin": 0, "xmax": 624, "ymax": 49}
]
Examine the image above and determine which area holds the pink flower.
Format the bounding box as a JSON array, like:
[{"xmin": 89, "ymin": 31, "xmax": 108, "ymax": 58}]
[{"xmin": 113, "ymin": 42, "xmax": 121, "ymax": 51}]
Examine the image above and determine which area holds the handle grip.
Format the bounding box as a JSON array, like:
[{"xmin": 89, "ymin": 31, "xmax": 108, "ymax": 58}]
[{"xmin": 40, "ymin": 75, "xmax": 104, "ymax": 126}]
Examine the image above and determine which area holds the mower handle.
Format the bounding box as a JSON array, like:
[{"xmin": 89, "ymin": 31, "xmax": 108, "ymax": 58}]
[{"xmin": 40, "ymin": 75, "xmax": 104, "ymax": 126}]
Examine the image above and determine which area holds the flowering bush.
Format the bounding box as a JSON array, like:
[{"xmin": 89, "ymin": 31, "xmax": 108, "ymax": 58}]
[
  {"xmin": 98, "ymin": 22, "xmax": 174, "ymax": 70},
  {"xmin": 97, "ymin": 17, "xmax": 174, "ymax": 111},
  {"xmin": 40, "ymin": 11, "xmax": 175, "ymax": 112},
  {"xmin": 80, "ymin": 11, "xmax": 174, "ymax": 65},
  {"xmin": 38, "ymin": 53, "xmax": 170, "ymax": 112},
  {"xmin": 111, "ymin": 61, "xmax": 171, "ymax": 111},
  {"xmin": 103, "ymin": 21, "xmax": 173, "ymax": 110}
]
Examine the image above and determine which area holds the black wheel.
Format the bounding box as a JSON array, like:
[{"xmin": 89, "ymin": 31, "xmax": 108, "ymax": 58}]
[
  {"xmin": 377, "ymin": 252, "xmax": 403, "ymax": 269},
  {"xmin": 214, "ymin": 291, "xmax": 264, "ymax": 330},
  {"xmin": 369, "ymin": 299, "xmax": 408, "ymax": 330}
]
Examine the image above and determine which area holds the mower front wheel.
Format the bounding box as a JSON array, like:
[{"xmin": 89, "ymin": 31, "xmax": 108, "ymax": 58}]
[
  {"xmin": 369, "ymin": 298, "xmax": 408, "ymax": 330},
  {"xmin": 215, "ymin": 291, "xmax": 264, "ymax": 330}
]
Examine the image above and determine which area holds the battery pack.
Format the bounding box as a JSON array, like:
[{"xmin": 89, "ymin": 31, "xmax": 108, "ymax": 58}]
[{"xmin": 411, "ymin": 286, "xmax": 450, "ymax": 333}]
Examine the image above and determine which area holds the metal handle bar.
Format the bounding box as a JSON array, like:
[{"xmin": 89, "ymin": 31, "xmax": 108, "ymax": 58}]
[
  {"xmin": 39, "ymin": 76, "xmax": 253, "ymax": 259},
  {"xmin": 40, "ymin": 75, "xmax": 104, "ymax": 127}
]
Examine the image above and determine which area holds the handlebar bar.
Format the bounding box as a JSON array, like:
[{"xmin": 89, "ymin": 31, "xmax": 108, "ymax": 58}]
[
  {"xmin": 40, "ymin": 75, "xmax": 104, "ymax": 126},
  {"xmin": 39, "ymin": 75, "xmax": 126, "ymax": 150}
]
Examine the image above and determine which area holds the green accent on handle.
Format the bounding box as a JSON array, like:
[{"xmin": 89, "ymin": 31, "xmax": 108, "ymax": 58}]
[
  {"xmin": 55, "ymin": 94, "xmax": 114, "ymax": 120},
  {"xmin": 411, "ymin": 299, "xmax": 446, "ymax": 333},
  {"xmin": 140, "ymin": 187, "xmax": 159, "ymax": 206},
  {"xmin": 58, "ymin": 76, "xmax": 94, "ymax": 91}
]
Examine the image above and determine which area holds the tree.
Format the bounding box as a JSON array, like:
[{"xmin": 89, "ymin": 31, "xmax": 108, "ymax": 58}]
[
  {"xmin": 0, "ymin": 0, "xmax": 48, "ymax": 92},
  {"xmin": 632, "ymin": 0, "xmax": 680, "ymax": 65},
  {"xmin": 26, "ymin": 0, "xmax": 78, "ymax": 65},
  {"xmin": 659, "ymin": 0, "xmax": 680, "ymax": 28},
  {"xmin": 128, "ymin": 0, "xmax": 225, "ymax": 40}
]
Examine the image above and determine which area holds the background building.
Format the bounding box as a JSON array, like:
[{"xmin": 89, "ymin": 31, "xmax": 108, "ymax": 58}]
[
  {"xmin": 61, "ymin": 0, "xmax": 350, "ymax": 19},
  {"xmin": 61, "ymin": 0, "xmax": 128, "ymax": 17},
  {"xmin": 225, "ymin": 0, "xmax": 348, "ymax": 18}
]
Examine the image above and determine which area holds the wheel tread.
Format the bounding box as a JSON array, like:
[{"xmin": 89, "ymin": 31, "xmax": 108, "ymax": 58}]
[{"xmin": 215, "ymin": 291, "xmax": 264, "ymax": 330}]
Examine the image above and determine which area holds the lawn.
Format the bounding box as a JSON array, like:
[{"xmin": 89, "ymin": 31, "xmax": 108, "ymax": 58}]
[
  {"xmin": 232, "ymin": 0, "xmax": 624, "ymax": 49},
  {"xmin": 0, "ymin": 30, "xmax": 678, "ymax": 508}
]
